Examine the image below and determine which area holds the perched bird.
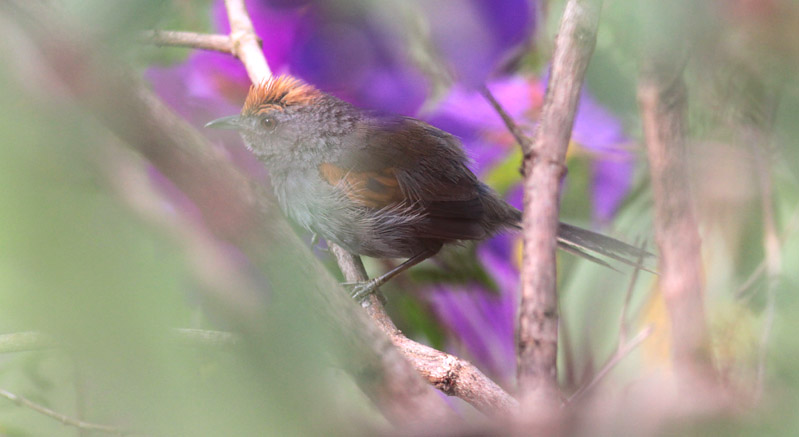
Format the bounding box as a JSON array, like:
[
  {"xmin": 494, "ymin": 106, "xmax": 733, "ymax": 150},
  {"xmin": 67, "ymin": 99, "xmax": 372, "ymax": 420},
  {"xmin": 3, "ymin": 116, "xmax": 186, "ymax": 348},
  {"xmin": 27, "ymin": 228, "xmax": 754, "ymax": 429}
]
[{"xmin": 207, "ymin": 75, "xmax": 649, "ymax": 299}]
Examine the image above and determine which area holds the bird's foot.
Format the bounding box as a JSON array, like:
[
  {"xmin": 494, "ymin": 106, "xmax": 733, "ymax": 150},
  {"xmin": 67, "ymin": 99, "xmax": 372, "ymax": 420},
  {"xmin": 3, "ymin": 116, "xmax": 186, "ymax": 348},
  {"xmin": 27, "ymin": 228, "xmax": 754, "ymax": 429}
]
[
  {"xmin": 342, "ymin": 279, "xmax": 380, "ymax": 304},
  {"xmin": 309, "ymin": 233, "xmax": 329, "ymax": 253}
]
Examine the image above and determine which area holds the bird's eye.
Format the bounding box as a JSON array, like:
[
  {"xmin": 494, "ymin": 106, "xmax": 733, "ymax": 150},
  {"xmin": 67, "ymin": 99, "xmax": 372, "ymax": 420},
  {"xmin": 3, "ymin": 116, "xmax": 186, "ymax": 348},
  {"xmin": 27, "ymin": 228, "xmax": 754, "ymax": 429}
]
[{"xmin": 260, "ymin": 117, "xmax": 277, "ymax": 131}]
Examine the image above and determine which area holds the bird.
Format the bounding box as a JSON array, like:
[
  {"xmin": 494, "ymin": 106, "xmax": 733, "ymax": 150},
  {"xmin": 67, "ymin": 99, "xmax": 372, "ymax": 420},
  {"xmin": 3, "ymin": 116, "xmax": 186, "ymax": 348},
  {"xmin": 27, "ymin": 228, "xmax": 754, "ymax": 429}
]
[{"xmin": 207, "ymin": 75, "xmax": 650, "ymax": 300}]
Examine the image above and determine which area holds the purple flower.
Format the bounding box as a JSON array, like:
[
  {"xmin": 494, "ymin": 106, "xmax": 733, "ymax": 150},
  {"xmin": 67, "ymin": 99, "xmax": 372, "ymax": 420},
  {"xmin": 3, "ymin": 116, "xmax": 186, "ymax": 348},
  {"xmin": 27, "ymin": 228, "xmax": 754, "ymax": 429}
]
[
  {"xmin": 572, "ymin": 90, "xmax": 635, "ymax": 224},
  {"xmin": 426, "ymin": 76, "xmax": 542, "ymax": 175},
  {"xmin": 419, "ymin": 0, "xmax": 536, "ymax": 87}
]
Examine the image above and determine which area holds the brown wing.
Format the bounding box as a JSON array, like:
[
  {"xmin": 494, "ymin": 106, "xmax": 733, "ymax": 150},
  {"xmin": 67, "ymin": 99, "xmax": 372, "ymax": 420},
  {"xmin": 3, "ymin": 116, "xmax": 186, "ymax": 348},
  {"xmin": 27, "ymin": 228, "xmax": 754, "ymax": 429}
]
[{"xmin": 318, "ymin": 117, "xmax": 487, "ymax": 241}]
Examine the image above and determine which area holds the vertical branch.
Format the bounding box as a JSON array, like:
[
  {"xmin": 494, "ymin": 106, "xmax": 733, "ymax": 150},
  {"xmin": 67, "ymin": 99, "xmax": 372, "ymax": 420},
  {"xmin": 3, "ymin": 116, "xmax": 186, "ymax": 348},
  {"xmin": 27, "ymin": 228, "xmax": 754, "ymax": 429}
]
[
  {"xmin": 638, "ymin": 56, "xmax": 707, "ymax": 367},
  {"xmin": 517, "ymin": 0, "xmax": 603, "ymax": 405},
  {"xmin": 744, "ymin": 85, "xmax": 781, "ymax": 399}
]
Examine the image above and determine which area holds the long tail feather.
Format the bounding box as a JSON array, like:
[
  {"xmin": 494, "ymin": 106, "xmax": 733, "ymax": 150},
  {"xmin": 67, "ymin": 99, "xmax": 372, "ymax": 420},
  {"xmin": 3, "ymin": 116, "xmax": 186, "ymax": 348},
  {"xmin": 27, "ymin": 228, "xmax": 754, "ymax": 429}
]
[{"xmin": 556, "ymin": 222, "xmax": 655, "ymax": 273}]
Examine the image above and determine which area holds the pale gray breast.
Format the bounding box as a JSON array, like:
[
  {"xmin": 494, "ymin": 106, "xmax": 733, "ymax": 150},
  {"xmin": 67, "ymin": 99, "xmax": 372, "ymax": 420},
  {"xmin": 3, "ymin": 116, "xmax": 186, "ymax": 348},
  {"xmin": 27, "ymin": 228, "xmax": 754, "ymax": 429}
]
[{"xmin": 271, "ymin": 168, "xmax": 368, "ymax": 252}]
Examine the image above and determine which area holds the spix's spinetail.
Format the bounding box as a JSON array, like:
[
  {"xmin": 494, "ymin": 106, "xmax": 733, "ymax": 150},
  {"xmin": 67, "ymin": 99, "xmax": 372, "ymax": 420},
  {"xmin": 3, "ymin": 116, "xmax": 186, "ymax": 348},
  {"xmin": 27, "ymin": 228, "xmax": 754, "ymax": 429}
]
[{"xmin": 207, "ymin": 76, "xmax": 652, "ymax": 300}]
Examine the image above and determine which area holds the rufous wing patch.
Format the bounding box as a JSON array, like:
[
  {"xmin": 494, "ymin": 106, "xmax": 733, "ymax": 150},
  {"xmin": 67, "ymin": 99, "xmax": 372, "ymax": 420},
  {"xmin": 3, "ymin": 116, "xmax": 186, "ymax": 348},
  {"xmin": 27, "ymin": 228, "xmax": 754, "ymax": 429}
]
[{"xmin": 318, "ymin": 163, "xmax": 405, "ymax": 209}]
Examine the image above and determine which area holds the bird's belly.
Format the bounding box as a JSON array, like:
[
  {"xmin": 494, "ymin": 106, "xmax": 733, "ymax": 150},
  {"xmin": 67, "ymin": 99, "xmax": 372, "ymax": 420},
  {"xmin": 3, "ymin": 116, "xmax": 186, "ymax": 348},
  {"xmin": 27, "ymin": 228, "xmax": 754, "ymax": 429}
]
[{"xmin": 273, "ymin": 171, "xmax": 447, "ymax": 259}]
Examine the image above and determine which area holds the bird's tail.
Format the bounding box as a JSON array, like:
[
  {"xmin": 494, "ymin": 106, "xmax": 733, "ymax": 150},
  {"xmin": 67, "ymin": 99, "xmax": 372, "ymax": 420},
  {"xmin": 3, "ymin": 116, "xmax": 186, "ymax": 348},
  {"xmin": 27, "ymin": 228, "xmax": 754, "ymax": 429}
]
[
  {"xmin": 483, "ymin": 188, "xmax": 653, "ymax": 271},
  {"xmin": 555, "ymin": 222, "xmax": 654, "ymax": 272}
]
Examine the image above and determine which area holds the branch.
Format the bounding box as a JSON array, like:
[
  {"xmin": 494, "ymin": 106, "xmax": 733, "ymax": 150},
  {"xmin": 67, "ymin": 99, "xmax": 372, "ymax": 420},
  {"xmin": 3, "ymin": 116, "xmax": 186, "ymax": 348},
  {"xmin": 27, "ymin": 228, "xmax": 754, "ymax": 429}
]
[
  {"xmin": 565, "ymin": 326, "xmax": 653, "ymax": 404},
  {"xmin": 748, "ymin": 105, "xmax": 781, "ymax": 401},
  {"xmin": 517, "ymin": 0, "xmax": 603, "ymax": 406},
  {"xmin": 619, "ymin": 241, "xmax": 648, "ymax": 345},
  {"xmin": 736, "ymin": 206, "xmax": 799, "ymax": 300},
  {"xmin": 140, "ymin": 30, "xmax": 232, "ymax": 53},
  {"xmin": 224, "ymin": 0, "xmax": 270, "ymax": 83},
  {"xmin": 638, "ymin": 52, "xmax": 707, "ymax": 368},
  {"xmin": 329, "ymin": 245, "xmax": 518, "ymax": 417},
  {"xmin": 481, "ymin": 86, "xmax": 532, "ymax": 151},
  {"xmin": 0, "ymin": 387, "xmax": 126, "ymax": 435}
]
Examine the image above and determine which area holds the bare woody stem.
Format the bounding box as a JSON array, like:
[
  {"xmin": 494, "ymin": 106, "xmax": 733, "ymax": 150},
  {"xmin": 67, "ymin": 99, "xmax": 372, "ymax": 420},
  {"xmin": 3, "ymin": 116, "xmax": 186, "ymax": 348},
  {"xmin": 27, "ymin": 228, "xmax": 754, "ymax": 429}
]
[
  {"xmin": 638, "ymin": 57, "xmax": 707, "ymax": 368},
  {"xmin": 517, "ymin": 0, "xmax": 603, "ymax": 405},
  {"xmin": 329, "ymin": 245, "xmax": 519, "ymax": 417}
]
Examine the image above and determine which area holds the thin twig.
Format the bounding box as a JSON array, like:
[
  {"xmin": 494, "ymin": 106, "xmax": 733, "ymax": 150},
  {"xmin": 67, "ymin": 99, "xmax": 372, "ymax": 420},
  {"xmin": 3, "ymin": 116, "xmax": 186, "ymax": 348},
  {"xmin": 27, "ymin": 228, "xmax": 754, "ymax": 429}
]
[
  {"xmin": 480, "ymin": 85, "xmax": 532, "ymax": 151},
  {"xmin": 736, "ymin": 206, "xmax": 799, "ymax": 300},
  {"xmin": 565, "ymin": 326, "xmax": 653, "ymax": 404},
  {"xmin": 173, "ymin": 328, "xmax": 240, "ymax": 348},
  {"xmin": 564, "ymin": 247, "xmax": 652, "ymax": 404},
  {"xmin": 618, "ymin": 240, "xmax": 648, "ymax": 345},
  {"xmin": 752, "ymin": 143, "xmax": 781, "ymax": 400},
  {"xmin": 140, "ymin": 30, "xmax": 232, "ymax": 53},
  {"xmin": 0, "ymin": 387, "xmax": 127, "ymax": 435},
  {"xmin": 517, "ymin": 0, "xmax": 603, "ymax": 405},
  {"xmin": 735, "ymin": 262, "xmax": 767, "ymax": 300}
]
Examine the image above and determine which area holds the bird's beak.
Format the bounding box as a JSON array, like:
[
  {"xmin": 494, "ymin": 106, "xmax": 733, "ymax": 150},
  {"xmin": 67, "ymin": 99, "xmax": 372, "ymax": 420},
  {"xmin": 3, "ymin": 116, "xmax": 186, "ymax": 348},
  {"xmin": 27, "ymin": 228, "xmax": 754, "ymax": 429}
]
[{"xmin": 205, "ymin": 115, "xmax": 242, "ymax": 130}]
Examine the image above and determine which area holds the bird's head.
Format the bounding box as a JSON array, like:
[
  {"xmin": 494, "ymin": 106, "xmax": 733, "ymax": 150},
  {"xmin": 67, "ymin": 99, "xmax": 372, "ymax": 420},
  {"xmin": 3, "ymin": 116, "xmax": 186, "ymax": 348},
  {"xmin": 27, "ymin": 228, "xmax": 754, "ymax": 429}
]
[{"xmin": 206, "ymin": 75, "xmax": 351, "ymax": 167}]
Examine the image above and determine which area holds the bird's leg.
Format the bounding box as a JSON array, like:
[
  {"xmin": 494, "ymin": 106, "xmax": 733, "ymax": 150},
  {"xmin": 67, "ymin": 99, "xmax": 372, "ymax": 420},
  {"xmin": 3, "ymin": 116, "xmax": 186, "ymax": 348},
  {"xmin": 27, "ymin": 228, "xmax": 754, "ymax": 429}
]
[{"xmin": 348, "ymin": 249, "xmax": 436, "ymax": 303}]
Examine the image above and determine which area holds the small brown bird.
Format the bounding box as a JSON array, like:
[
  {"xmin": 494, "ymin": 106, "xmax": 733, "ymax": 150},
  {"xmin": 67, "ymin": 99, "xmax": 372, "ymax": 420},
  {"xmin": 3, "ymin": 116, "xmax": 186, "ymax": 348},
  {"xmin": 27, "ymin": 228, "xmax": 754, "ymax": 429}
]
[{"xmin": 207, "ymin": 76, "xmax": 649, "ymax": 299}]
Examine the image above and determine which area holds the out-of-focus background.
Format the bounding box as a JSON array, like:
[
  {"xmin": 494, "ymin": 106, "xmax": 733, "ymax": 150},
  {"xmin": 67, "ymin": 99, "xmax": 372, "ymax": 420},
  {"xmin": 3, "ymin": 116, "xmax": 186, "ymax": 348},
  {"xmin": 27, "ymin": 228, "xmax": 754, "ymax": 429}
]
[{"xmin": 0, "ymin": 0, "xmax": 797, "ymax": 434}]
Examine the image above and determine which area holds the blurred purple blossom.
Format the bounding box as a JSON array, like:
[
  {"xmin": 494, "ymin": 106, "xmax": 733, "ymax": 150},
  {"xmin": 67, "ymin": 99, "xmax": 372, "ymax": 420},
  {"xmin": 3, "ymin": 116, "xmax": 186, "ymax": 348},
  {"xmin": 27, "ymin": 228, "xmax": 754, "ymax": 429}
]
[
  {"xmin": 425, "ymin": 76, "xmax": 539, "ymax": 174},
  {"xmin": 572, "ymin": 93, "xmax": 636, "ymax": 224},
  {"xmin": 418, "ymin": 0, "xmax": 536, "ymax": 87}
]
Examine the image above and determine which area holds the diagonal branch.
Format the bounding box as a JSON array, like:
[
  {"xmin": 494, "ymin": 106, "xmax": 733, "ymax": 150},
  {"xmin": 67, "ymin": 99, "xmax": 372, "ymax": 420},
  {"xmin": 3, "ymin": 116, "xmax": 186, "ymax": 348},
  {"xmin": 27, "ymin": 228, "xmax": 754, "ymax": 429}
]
[
  {"xmin": 0, "ymin": 388, "xmax": 126, "ymax": 435},
  {"xmin": 565, "ymin": 326, "xmax": 653, "ymax": 404},
  {"xmin": 329, "ymin": 245, "xmax": 518, "ymax": 417}
]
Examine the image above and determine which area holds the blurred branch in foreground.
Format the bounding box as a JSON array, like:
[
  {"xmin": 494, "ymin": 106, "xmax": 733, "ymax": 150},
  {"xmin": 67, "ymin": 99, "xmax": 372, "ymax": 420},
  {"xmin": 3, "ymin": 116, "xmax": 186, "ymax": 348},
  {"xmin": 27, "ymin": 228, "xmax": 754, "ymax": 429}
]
[
  {"xmin": 638, "ymin": 40, "xmax": 708, "ymax": 372},
  {"xmin": 0, "ymin": 388, "xmax": 125, "ymax": 435},
  {"xmin": 1, "ymin": 0, "xmax": 457, "ymax": 428}
]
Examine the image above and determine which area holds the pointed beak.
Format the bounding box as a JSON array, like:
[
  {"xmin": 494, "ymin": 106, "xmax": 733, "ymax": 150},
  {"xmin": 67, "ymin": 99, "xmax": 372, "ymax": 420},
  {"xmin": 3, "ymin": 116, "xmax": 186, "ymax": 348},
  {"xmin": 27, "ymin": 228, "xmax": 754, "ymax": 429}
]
[{"xmin": 205, "ymin": 115, "xmax": 242, "ymax": 130}]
